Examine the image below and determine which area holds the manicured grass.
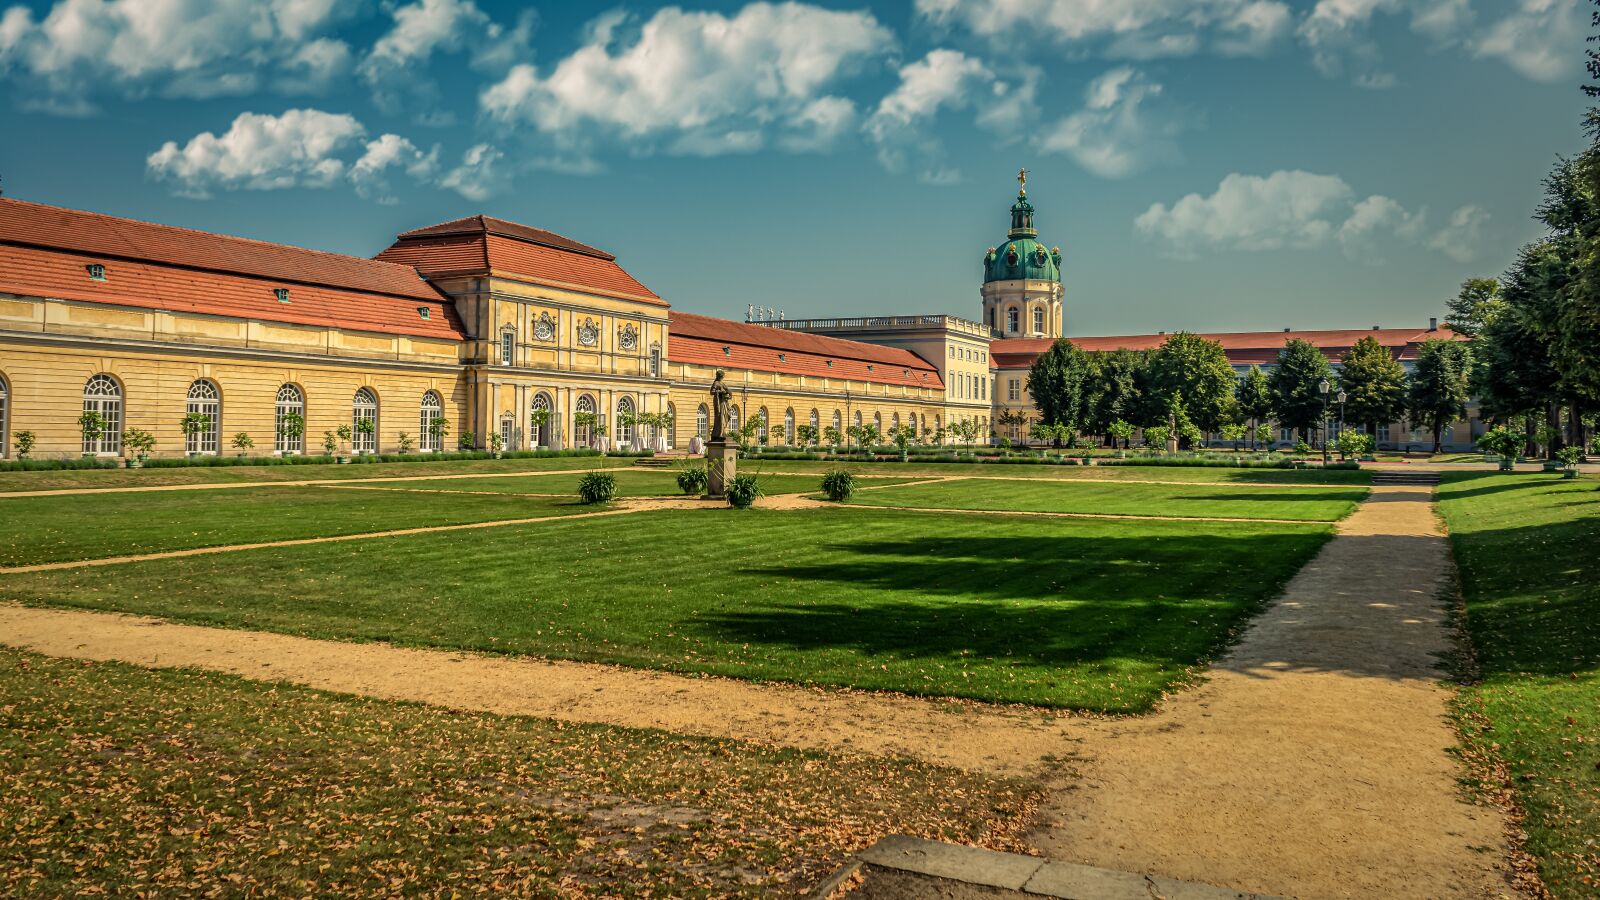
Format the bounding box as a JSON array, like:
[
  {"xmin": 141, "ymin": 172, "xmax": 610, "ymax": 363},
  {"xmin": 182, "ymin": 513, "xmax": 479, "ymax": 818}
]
[
  {"xmin": 841, "ymin": 478, "xmax": 1365, "ymax": 522},
  {"xmin": 0, "ymin": 648, "xmax": 1036, "ymax": 898},
  {"xmin": 1438, "ymin": 473, "xmax": 1600, "ymax": 898},
  {"xmin": 0, "ymin": 486, "xmax": 592, "ymax": 566},
  {"xmin": 754, "ymin": 458, "xmax": 1372, "ymax": 484},
  {"xmin": 366, "ymin": 470, "xmax": 912, "ymax": 497},
  {"xmin": 2, "ymin": 507, "xmax": 1332, "ymax": 711},
  {"xmin": 0, "ymin": 455, "xmax": 636, "ymax": 493}
]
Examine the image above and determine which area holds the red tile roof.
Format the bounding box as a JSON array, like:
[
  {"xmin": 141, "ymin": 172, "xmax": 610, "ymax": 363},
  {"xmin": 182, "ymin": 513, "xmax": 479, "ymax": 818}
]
[
  {"xmin": 0, "ymin": 199, "xmax": 463, "ymax": 340},
  {"xmin": 669, "ymin": 312, "xmax": 943, "ymax": 390},
  {"xmin": 990, "ymin": 327, "xmax": 1464, "ymax": 368},
  {"xmin": 378, "ymin": 216, "xmax": 664, "ymax": 306}
]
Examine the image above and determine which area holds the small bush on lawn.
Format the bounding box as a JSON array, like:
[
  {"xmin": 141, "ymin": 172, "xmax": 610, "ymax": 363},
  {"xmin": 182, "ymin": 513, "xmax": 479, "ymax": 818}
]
[
  {"xmin": 577, "ymin": 472, "xmax": 617, "ymax": 504},
  {"xmin": 676, "ymin": 464, "xmax": 708, "ymax": 495},
  {"xmin": 820, "ymin": 470, "xmax": 855, "ymax": 502},
  {"xmin": 726, "ymin": 474, "xmax": 763, "ymax": 509}
]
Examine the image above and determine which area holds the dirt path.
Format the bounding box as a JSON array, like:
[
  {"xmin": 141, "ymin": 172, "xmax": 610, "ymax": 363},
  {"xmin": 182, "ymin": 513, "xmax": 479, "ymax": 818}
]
[
  {"xmin": 0, "ymin": 604, "xmax": 1081, "ymax": 777},
  {"xmin": 1025, "ymin": 484, "xmax": 1513, "ymax": 899}
]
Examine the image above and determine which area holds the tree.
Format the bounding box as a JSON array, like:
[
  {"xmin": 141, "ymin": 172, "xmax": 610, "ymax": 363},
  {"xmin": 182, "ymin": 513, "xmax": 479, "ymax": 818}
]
[
  {"xmin": 1268, "ymin": 339, "xmax": 1333, "ymax": 442},
  {"xmin": 1106, "ymin": 419, "xmax": 1134, "ymax": 450},
  {"xmin": 1338, "ymin": 336, "xmax": 1408, "ymax": 438},
  {"xmin": 1234, "ymin": 365, "xmax": 1272, "ymax": 448},
  {"xmin": 1025, "ymin": 339, "xmax": 1093, "ymax": 432},
  {"xmin": 1444, "ymin": 278, "xmax": 1505, "ymax": 338},
  {"xmin": 1144, "ymin": 332, "xmax": 1236, "ymax": 440},
  {"xmin": 1083, "ymin": 348, "xmax": 1145, "ymax": 443},
  {"xmin": 995, "ymin": 408, "xmax": 1027, "ymax": 443},
  {"xmin": 1408, "ymin": 339, "xmax": 1474, "ymax": 452}
]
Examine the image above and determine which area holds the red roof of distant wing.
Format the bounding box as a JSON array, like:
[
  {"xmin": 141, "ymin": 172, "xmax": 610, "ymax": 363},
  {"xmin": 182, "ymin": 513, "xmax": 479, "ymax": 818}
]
[
  {"xmin": 0, "ymin": 198, "xmax": 464, "ymax": 339},
  {"xmin": 990, "ymin": 327, "xmax": 1464, "ymax": 368},
  {"xmin": 669, "ymin": 312, "xmax": 943, "ymax": 390},
  {"xmin": 377, "ymin": 215, "xmax": 664, "ymax": 306}
]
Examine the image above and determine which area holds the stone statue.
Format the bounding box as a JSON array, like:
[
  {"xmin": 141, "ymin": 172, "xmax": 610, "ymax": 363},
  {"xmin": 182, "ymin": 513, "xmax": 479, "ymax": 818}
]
[{"xmin": 709, "ymin": 368, "xmax": 732, "ymax": 443}]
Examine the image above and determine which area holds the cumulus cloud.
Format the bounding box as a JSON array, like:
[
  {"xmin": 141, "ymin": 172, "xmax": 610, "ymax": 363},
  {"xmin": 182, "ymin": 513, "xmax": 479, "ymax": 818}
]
[
  {"xmin": 479, "ymin": 2, "xmax": 891, "ymax": 167},
  {"xmin": 146, "ymin": 109, "xmax": 460, "ymax": 202},
  {"xmin": 865, "ymin": 50, "xmax": 994, "ymax": 183},
  {"xmin": 1473, "ymin": 0, "xmax": 1584, "ymax": 82},
  {"xmin": 0, "ymin": 0, "xmax": 354, "ymax": 112},
  {"xmin": 1135, "ymin": 170, "xmax": 1486, "ymax": 262},
  {"xmin": 1041, "ymin": 67, "xmax": 1187, "ymax": 179},
  {"xmin": 358, "ymin": 0, "xmax": 532, "ymax": 120},
  {"xmin": 914, "ymin": 0, "xmax": 1292, "ymax": 59},
  {"xmin": 439, "ymin": 143, "xmax": 505, "ymax": 202}
]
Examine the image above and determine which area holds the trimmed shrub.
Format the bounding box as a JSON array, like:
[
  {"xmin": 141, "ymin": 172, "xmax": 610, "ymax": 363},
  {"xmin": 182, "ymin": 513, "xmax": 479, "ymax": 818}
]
[
  {"xmin": 725, "ymin": 473, "xmax": 763, "ymax": 509},
  {"xmin": 820, "ymin": 469, "xmax": 855, "ymax": 502},
  {"xmin": 676, "ymin": 464, "xmax": 708, "ymax": 495},
  {"xmin": 577, "ymin": 471, "xmax": 617, "ymax": 504}
]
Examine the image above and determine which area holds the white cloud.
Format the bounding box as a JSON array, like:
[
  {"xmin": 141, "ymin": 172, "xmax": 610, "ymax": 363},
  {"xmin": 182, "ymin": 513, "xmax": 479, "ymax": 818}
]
[
  {"xmin": 1473, "ymin": 0, "xmax": 1584, "ymax": 82},
  {"xmin": 146, "ymin": 109, "xmax": 448, "ymax": 202},
  {"xmin": 1136, "ymin": 169, "xmax": 1480, "ymax": 263},
  {"xmin": 1427, "ymin": 204, "xmax": 1490, "ymax": 262},
  {"xmin": 359, "ymin": 0, "xmax": 530, "ymax": 118},
  {"xmin": 1041, "ymin": 67, "xmax": 1186, "ymax": 179},
  {"xmin": 864, "ymin": 49, "xmax": 993, "ymax": 183},
  {"xmin": 914, "ymin": 0, "xmax": 1292, "ymax": 59},
  {"xmin": 479, "ymin": 2, "xmax": 891, "ymax": 166},
  {"xmin": 0, "ymin": 0, "xmax": 353, "ymax": 110},
  {"xmin": 439, "ymin": 143, "xmax": 505, "ymax": 202}
]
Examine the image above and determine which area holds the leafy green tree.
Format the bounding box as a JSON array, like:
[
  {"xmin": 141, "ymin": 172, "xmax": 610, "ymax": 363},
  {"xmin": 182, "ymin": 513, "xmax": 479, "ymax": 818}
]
[
  {"xmin": 1268, "ymin": 339, "xmax": 1333, "ymax": 442},
  {"xmin": 1083, "ymin": 348, "xmax": 1145, "ymax": 442},
  {"xmin": 1479, "ymin": 246, "xmax": 1563, "ymax": 426},
  {"xmin": 1408, "ymin": 339, "xmax": 1474, "ymax": 453},
  {"xmin": 1025, "ymin": 339, "xmax": 1093, "ymax": 433},
  {"xmin": 1444, "ymin": 278, "xmax": 1505, "ymax": 338},
  {"xmin": 1106, "ymin": 419, "xmax": 1134, "ymax": 450},
  {"xmin": 1338, "ymin": 335, "xmax": 1408, "ymax": 438},
  {"xmin": 1234, "ymin": 365, "xmax": 1272, "ymax": 448},
  {"xmin": 1145, "ymin": 332, "xmax": 1236, "ymax": 438}
]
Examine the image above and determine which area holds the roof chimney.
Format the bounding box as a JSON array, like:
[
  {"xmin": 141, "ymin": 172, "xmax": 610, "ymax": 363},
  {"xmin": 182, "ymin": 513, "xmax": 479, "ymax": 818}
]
[
  {"xmin": 1428, "ymin": 317, "xmax": 1438, "ymax": 331},
  {"xmin": 1283, "ymin": 327, "xmax": 1291, "ymax": 332},
  {"xmin": 1372, "ymin": 325, "xmax": 1379, "ymax": 330}
]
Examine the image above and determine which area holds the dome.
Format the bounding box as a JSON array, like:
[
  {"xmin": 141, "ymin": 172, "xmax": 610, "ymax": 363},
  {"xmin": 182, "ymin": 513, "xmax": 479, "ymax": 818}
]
[{"xmin": 983, "ymin": 185, "xmax": 1062, "ymax": 284}]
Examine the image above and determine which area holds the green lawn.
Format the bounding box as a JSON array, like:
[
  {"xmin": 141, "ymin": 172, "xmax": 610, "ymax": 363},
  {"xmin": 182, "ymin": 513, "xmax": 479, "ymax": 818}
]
[
  {"xmin": 0, "ymin": 648, "xmax": 1035, "ymax": 898},
  {"xmin": 1, "ymin": 507, "xmax": 1332, "ymax": 711},
  {"xmin": 0, "ymin": 486, "xmax": 592, "ymax": 566},
  {"xmin": 1438, "ymin": 473, "xmax": 1600, "ymax": 898},
  {"xmin": 755, "ymin": 458, "xmax": 1373, "ymax": 484},
  {"xmin": 841, "ymin": 478, "xmax": 1365, "ymax": 522},
  {"xmin": 365, "ymin": 470, "xmax": 908, "ymax": 497},
  {"xmin": 0, "ymin": 454, "xmax": 636, "ymax": 493}
]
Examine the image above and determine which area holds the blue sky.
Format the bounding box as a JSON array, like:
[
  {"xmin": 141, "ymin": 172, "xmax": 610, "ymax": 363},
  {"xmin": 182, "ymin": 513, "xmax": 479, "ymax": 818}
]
[{"xmin": 0, "ymin": 0, "xmax": 1590, "ymax": 335}]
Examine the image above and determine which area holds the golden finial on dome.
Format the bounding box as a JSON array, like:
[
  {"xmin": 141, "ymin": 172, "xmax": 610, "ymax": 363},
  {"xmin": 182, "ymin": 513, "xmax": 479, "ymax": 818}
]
[{"xmin": 1017, "ymin": 167, "xmax": 1028, "ymax": 195}]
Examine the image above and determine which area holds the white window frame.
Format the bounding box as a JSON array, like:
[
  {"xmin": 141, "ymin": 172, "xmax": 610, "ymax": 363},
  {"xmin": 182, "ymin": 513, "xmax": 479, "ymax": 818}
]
[
  {"xmin": 1033, "ymin": 307, "xmax": 1045, "ymax": 333},
  {"xmin": 783, "ymin": 408, "xmax": 795, "ymax": 445},
  {"xmin": 420, "ymin": 390, "xmax": 444, "ymax": 452},
  {"xmin": 499, "ymin": 329, "xmax": 515, "ymax": 366},
  {"xmin": 696, "ymin": 404, "xmax": 709, "ymax": 439},
  {"xmin": 0, "ymin": 374, "xmax": 8, "ymax": 458},
  {"xmin": 1006, "ymin": 308, "xmax": 1018, "ymax": 333},
  {"xmin": 185, "ymin": 380, "xmax": 221, "ymax": 455},
  {"xmin": 530, "ymin": 392, "xmax": 552, "ymax": 449},
  {"xmin": 82, "ymin": 374, "xmax": 122, "ymax": 456},
  {"xmin": 576, "ymin": 394, "xmax": 597, "ymax": 447},
  {"xmin": 275, "ymin": 384, "xmax": 305, "ymax": 455},
  {"xmin": 617, "ymin": 396, "xmax": 635, "ymax": 448},
  {"xmin": 352, "ymin": 388, "xmax": 379, "ymax": 455}
]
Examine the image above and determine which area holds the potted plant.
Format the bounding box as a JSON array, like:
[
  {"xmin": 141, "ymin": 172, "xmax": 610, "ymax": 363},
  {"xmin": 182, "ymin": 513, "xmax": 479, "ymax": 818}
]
[
  {"xmin": 231, "ymin": 432, "xmax": 253, "ymax": 457},
  {"xmin": 397, "ymin": 432, "xmax": 414, "ymax": 454},
  {"xmin": 820, "ymin": 469, "xmax": 855, "ymax": 502},
  {"xmin": 429, "ymin": 416, "xmax": 450, "ymax": 452},
  {"xmin": 1108, "ymin": 419, "xmax": 1134, "ymax": 456},
  {"xmin": 180, "ymin": 411, "xmax": 211, "ymax": 456},
  {"xmin": 489, "ymin": 431, "xmax": 504, "ymax": 458},
  {"xmin": 527, "ymin": 408, "xmax": 549, "ymax": 449},
  {"xmin": 458, "ymin": 431, "xmax": 475, "ymax": 451},
  {"xmin": 353, "ymin": 417, "xmax": 375, "ymax": 455},
  {"xmin": 577, "ymin": 470, "xmax": 617, "ymax": 504},
  {"xmin": 725, "ymin": 472, "xmax": 762, "ymax": 509},
  {"xmin": 78, "ymin": 410, "xmax": 106, "ymax": 457},
  {"xmin": 121, "ymin": 428, "xmax": 155, "ymax": 467},
  {"xmin": 13, "ymin": 430, "xmax": 35, "ymax": 459},
  {"xmin": 1476, "ymin": 426, "xmax": 1525, "ymax": 473},
  {"xmin": 675, "ymin": 462, "xmax": 708, "ymax": 495},
  {"xmin": 334, "ymin": 424, "xmax": 353, "ymax": 462},
  {"xmin": 573, "ymin": 411, "xmax": 598, "ymax": 448},
  {"xmin": 278, "ymin": 411, "xmax": 305, "ymax": 455},
  {"xmin": 1557, "ymin": 445, "xmax": 1583, "ymax": 479},
  {"xmin": 322, "ymin": 430, "xmax": 339, "ymax": 459}
]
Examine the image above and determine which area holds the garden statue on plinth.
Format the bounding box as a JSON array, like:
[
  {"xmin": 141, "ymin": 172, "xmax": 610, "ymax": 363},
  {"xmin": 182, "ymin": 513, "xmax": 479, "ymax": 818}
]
[{"xmin": 706, "ymin": 369, "xmax": 736, "ymax": 499}]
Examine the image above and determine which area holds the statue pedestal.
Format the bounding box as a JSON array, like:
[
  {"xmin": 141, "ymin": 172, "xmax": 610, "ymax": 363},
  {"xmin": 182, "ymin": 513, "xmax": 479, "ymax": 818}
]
[{"xmin": 706, "ymin": 440, "xmax": 737, "ymax": 499}]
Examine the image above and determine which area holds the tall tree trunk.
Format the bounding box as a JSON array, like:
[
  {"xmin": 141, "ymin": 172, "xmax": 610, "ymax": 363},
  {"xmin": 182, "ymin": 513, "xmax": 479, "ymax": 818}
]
[
  {"xmin": 1547, "ymin": 402, "xmax": 1563, "ymax": 459},
  {"xmin": 1524, "ymin": 411, "xmax": 1540, "ymax": 458},
  {"xmin": 1432, "ymin": 423, "xmax": 1443, "ymax": 454}
]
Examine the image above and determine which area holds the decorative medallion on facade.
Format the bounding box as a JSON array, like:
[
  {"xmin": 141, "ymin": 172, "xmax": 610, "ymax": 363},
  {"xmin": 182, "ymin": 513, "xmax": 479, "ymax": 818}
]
[
  {"xmin": 577, "ymin": 318, "xmax": 598, "ymax": 347},
  {"xmin": 618, "ymin": 323, "xmax": 638, "ymax": 351},
  {"xmin": 534, "ymin": 312, "xmax": 556, "ymax": 342}
]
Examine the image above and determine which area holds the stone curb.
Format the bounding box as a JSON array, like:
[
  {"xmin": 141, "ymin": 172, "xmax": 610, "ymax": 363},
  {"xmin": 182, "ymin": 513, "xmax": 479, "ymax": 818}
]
[{"xmin": 843, "ymin": 835, "xmax": 1285, "ymax": 900}]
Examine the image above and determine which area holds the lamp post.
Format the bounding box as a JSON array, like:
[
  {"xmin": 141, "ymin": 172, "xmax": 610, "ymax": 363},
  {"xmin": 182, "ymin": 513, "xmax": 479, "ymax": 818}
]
[
  {"xmin": 1337, "ymin": 389, "xmax": 1347, "ymax": 457},
  {"xmin": 1318, "ymin": 378, "xmax": 1332, "ymax": 465}
]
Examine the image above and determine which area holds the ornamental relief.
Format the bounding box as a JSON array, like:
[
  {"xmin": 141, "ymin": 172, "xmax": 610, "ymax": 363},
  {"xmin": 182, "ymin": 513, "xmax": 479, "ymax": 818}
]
[
  {"xmin": 533, "ymin": 312, "xmax": 556, "ymax": 342},
  {"xmin": 618, "ymin": 323, "xmax": 638, "ymax": 351},
  {"xmin": 577, "ymin": 318, "xmax": 598, "ymax": 347}
]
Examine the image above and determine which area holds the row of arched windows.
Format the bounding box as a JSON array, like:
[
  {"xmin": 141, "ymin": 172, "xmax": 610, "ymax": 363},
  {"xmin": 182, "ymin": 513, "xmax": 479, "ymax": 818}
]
[{"xmin": 681, "ymin": 402, "xmax": 942, "ymax": 445}]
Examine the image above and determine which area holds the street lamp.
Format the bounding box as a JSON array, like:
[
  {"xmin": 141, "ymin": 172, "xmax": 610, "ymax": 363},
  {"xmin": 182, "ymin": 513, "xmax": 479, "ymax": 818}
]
[
  {"xmin": 1337, "ymin": 389, "xmax": 1347, "ymax": 455},
  {"xmin": 1318, "ymin": 378, "xmax": 1332, "ymax": 465}
]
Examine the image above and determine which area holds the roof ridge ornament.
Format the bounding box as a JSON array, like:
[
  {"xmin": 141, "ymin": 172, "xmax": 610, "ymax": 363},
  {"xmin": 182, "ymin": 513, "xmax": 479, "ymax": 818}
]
[{"xmin": 1017, "ymin": 167, "xmax": 1027, "ymax": 197}]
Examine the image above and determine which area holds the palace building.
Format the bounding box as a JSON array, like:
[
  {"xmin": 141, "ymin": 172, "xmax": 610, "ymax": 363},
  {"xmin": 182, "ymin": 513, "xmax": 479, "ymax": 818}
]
[{"xmin": 0, "ymin": 174, "xmax": 1478, "ymax": 460}]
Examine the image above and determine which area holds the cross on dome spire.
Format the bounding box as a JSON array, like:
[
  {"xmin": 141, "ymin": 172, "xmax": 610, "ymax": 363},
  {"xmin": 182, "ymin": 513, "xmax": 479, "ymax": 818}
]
[{"xmin": 1017, "ymin": 167, "xmax": 1027, "ymax": 196}]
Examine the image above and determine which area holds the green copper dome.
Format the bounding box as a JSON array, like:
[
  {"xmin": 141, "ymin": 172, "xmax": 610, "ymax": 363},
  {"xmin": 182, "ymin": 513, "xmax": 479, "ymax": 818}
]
[{"xmin": 983, "ymin": 189, "xmax": 1061, "ymax": 284}]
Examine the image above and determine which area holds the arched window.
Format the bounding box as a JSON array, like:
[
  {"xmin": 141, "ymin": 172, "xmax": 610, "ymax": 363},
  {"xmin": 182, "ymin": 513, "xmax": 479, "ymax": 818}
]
[
  {"xmin": 82, "ymin": 374, "xmax": 122, "ymax": 455},
  {"xmin": 831, "ymin": 410, "xmax": 842, "ymax": 435},
  {"xmin": 756, "ymin": 406, "xmax": 769, "ymax": 443},
  {"xmin": 1033, "ymin": 307, "xmax": 1045, "ymax": 333},
  {"xmin": 576, "ymin": 394, "xmax": 596, "ymax": 446},
  {"xmin": 783, "ymin": 408, "xmax": 794, "ymax": 445},
  {"xmin": 873, "ymin": 412, "xmax": 882, "ymax": 434},
  {"xmin": 0, "ymin": 374, "xmax": 8, "ymax": 459},
  {"xmin": 420, "ymin": 391, "xmax": 444, "ymax": 452},
  {"xmin": 853, "ymin": 410, "xmax": 862, "ymax": 428},
  {"xmin": 274, "ymin": 384, "xmax": 305, "ymax": 455},
  {"xmin": 696, "ymin": 404, "xmax": 709, "ymax": 439},
  {"xmin": 617, "ymin": 396, "xmax": 635, "ymax": 448},
  {"xmin": 890, "ymin": 412, "xmax": 900, "ymax": 435},
  {"xmin": 530, "ymin": 392, "xmax": 552, "ymax": 449},
  {"xmin": 1006, "ymin": 307, "xmax": 1019, "ymax": 333},
  {"xmin": 352, "ymin": 388, "xmax": 378, "ymax": 455},
  {"xmin": 730, "ymin": 404, "xmax": 740, "ymax": 437},
  {"xmin": 499, "ymin": 328, "xmax": 515, "ymax": 366},
  {"xmin": 809, "ymin": 409, "xmax": 820, "ymax": 433},
  {"xmin": 987, "ymin": 306, "xmax": 995, "ymax": 328},
  {"xmin": 649, "ymin": 344, "xmax": 662, "ymax": 378},
  {"xmin": 184, "ymin": 380, "xmax": 221, "ymax": 455},
  {"xmin": 935, "ymin": 414, "xmax": 942, "ymax": 440},
  {"xmin": 665, "ymin": 402, "xmax": 676, "ymax": 449}
]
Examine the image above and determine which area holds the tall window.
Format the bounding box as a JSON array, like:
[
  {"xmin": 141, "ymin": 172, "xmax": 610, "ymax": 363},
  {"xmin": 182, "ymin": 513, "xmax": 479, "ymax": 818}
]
[
  {"xmin": 499, "ymin": 329, "xmax": 515, "ymax": 366},
  {"xmin": 696, "ymin": 404, "xmax": 709, "ymax": 438},
  {"xmin": 0, "ymin": 374, "xmax": 8, "ymax": 458},
  {"xmin": 981, "ymin": 378, "xmax": 988, "ymax": 400},
  {"xmin": 275, "ymin": 384, "xmax": 305, "ymax": 455},
  {"xmin": 783, "ymin": 408, "xmax": 795, "ymax": 445},
  {"xmin": 665, "ymin": 402, "xmax": 676, "ymax": 449},
  {"xmin": 500, "ymin": 415, "xmax": 516, "ymax": 451},
  {"xmin": 832, "ymin": 410, "xmax": 842, "ymax": 434},
  {"xmin": 352, "ymin": 388, "xmax": 378, "ymax": 454},
  {"xmin": 890, "ymin": 412, "xmax": 900, "ymax": 434},
  {"xmin": 729, "ymin": 405, "xmax": 740, "ymax": 437},
  {"xmin": 650, "ymin": 345, "xmax": 661, "ymax": 378},
  {"xmin": 873, "ymin": 412, "xmax": 882, "ymax": 434},
  {"xmin": 853, "ymin": 411, "xmax": 862, "ymax": 428},
  {"xmin": 617, "ymin": 396, "xmax": 635, "ymax": 448},
  {"xmin": 757, "ymin": 406, "xmax": 769, "ymax": 443},
  {"xmin": 185, "ymin": 379, "xmax": 221, "ymax": 455},
  {"xmin": 1033, "ymin": 307, "xmax": 1045, "ymax": 333},
  {"xmin": 576, "ymin": 395, "xmax": 596, "ymax": 446},
  {"xmin": 420, "ymin": 391, "xmax": 444, "ymax": 452},
  {"xmin": 809, "ymin": 409, "xmax": 820, "ymax": 435},
  {"xmin": 530, "ymin": 393, "xmax": 552, "ymax": 448},
  {"xmin": 1006, "ymin": 308, "xmax": 1019, "ymax": 333},
  {"xmin": 82, "ymin": 374, "xmax": 122, "ymax": 455},
  {"xmin": 908, "ymin": 412, "xmax": 918, "ymax": 436},
  {"xmin": 1008, "ymin": 378, "xmax": 1020, "ymax": 401}
]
